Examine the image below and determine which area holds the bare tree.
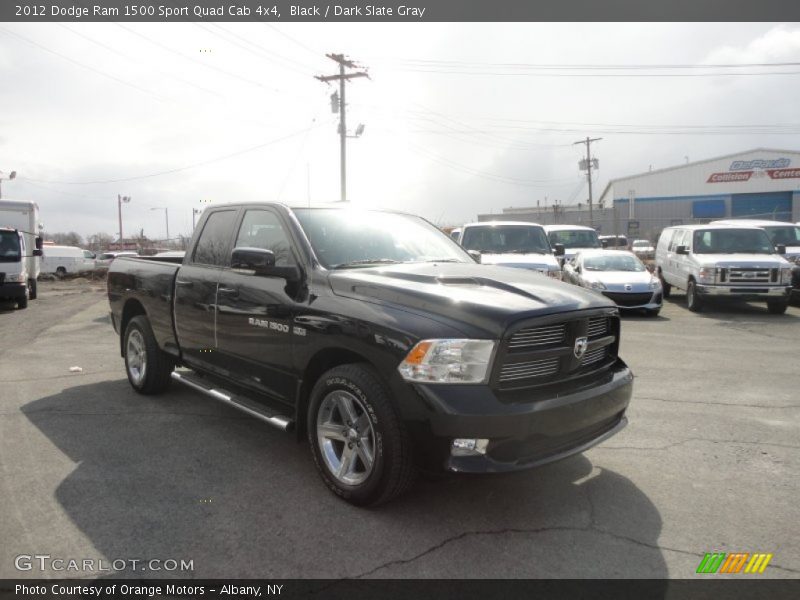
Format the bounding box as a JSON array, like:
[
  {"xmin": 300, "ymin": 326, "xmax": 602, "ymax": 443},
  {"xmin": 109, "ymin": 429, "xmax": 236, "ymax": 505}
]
[
  {"xmin": 87, "ymin": 232, "xmax": 114, "ymax": 252},
  {"xmin": 47, "ymin": 231, "xmax": 84, "ymax": 246}
]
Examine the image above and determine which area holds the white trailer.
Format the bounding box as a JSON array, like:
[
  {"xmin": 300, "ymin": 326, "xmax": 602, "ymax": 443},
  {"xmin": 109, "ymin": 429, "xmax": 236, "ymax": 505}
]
[{"xmin": 0, "ymin": 199, "xmax": 43, "ymax": 299}]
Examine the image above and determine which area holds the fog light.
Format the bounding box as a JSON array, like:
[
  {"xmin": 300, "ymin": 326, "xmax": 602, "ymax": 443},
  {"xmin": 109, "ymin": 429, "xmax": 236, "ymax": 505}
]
[{"xmin": 451, "ymin": 438, "xmax": 489, "ymax": 456}]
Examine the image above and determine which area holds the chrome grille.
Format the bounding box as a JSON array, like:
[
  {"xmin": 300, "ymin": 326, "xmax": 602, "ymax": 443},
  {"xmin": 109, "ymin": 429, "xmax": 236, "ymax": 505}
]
[
  {"xmin": 498, "ymin": 357, "xmax": 560, "ymax": 382},
  {"xmin": 587, "ymin": 316, "xmax": 608, "ymax": 338},
  {"xmin": 508, "ymin": 324, "xmax": 566, "ymax": 350},
  {"xmin": 581, "ymin": 347, "xmax": 606, "ymax": 366},
  {"xmin": 728, "ymin": 268, "xmax": 770, "ymax": 283}
]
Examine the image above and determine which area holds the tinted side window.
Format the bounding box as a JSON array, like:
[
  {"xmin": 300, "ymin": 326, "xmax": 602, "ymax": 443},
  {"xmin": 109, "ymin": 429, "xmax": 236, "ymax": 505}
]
[
  {"xmin": 235, "ymin": 210, "xmax": 295, "ymax": 267},
  {"xmin": 192, "ymin": 210, "xmax": 237, "ymax": 266}
]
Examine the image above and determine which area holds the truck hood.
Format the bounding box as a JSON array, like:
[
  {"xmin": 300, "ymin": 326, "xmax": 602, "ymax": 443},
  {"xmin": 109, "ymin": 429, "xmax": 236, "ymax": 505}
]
[
  {"xmin": 478, "ymin": 252, "xmax": 559, "ymax": 271},
  {"xmin": 694, "ymin": 253, "xmax": 791, "ymax": 267},
  {"xmin": 327, "ymin": 262, "xmax": 613, "ymax": 338}
]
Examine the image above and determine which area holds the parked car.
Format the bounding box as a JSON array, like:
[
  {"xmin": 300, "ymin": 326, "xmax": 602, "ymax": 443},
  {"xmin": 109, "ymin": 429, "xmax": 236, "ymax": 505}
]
[
  {"xmin": 712, "ymin": 219, "xmax": 800, "ymax": 296},
  {"xmin": 40, "ymin": 245, "xmax": 96, "ymax": 277},
  {"xmin": 457, "ymin": 221, "xmax": 563, "ymax": 279},
  {"xmin": 0, "ymin": 227, "xmax": 42, "ymax": 309},
  {"xmin": 544, "ymin": 225, "xmax": 601, "ymax": 264},
  {"xmin": 108, "ymin": 203, "xmax": 633, "ymax": 506},
  {"xmin": 655, "ymin": 223, "xmax": 792, "ymax": 314},
  {"xmin": 630, "ymin": 239, "xmax": 655, "ymax": 261},
  {"xmin": 598, "ymin": 234, "xmax": 628, "ymax": 250},
  {"xmin": 563, "ymin": 250, "xmax": 662, "ymax": 316},
  {"xmin": 95, "ymin": 251, "xmax": 138, "ymax": 273}
]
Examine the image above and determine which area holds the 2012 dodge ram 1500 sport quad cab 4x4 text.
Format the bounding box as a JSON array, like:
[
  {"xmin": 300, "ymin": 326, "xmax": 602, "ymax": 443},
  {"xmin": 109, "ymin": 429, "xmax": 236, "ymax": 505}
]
[{"xmin": 108, "ymin": 203, "xmax": 633, "ymax": 505}]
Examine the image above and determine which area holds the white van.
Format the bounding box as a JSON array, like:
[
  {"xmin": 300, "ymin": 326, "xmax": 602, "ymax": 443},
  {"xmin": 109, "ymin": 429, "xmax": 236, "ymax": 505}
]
[
  {"xmin": 0, "ymin": 199, "xmax": 42, "ymax": 299},
  {"xmin": 40, "ymin": 245, "xmax": 96, "ymax": 276},
  {"xmin": 458, "ymin": 221, "xmax": 563, "ymax": 278},
  {"xmin": 544, "ymin": 224, "xmax": 602, "ymax": 263},
  {"xmin": 655, "ymin": 223, "xmax": 793, "ymax": 314},
  {"xmin": 0, "ymin": 227, "xmax": 35, "ymax": 309}
]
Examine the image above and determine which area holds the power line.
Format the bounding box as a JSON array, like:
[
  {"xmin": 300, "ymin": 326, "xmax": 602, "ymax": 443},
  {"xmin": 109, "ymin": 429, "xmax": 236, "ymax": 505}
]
[
  {"xmin": 264, "ymin": 23, "xmax": 322, "ymax": 59},
  {"xmin": 373, "ymin": 57, "xmax": 800, "ymax": 70}
]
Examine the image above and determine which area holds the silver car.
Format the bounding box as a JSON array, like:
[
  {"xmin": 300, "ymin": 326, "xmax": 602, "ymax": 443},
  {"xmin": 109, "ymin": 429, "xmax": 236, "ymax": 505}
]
[{"xmin": 564, "ymin": 249, "xmax": 663, "ymax": 316}]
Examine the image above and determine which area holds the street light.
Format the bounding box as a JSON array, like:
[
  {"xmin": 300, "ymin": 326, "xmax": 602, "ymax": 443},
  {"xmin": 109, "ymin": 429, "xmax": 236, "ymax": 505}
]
[
  {"xmin": 150, "ymin": 207, "xmax": 170, "ymax": 241},
  {"xmin": 118, "ymin": 195, "xmax": 131, "ymax": 242},
  {"xmin": 0, "ymin": 170, "xmax": 17, "ymax": 199}
]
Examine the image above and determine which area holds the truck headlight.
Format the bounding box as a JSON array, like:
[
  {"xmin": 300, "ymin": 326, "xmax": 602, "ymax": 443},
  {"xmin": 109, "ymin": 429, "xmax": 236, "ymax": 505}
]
[
  {"xmin": 698, "ymin": 267, "xmax": 717, "ymax": 284},
  {"xmin": 4, "ymin": 273, "xmax": 26, "ymax": 283},
  {"xmin": 398, "ymin": 339, "xmax": 496, "ymax": 384},
  {"xmin": 782, "ymin": 268, "xmax": 794, "ymax": 284}
]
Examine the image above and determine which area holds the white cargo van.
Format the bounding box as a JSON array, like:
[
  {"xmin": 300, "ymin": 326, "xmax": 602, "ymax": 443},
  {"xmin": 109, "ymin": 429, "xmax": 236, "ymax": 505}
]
[
  {"xmin": 655, "ymin": 223, "xmax": 793, "ymax": 314},
  {"xmin": 40, "ymin": 245, "xmax": 96, "ymax": 276},
  {"xmin": 544, "ymin": 224, "xmax": 602, "ymax": 264},
  {"xmin": 0, "ymin": 199, "xmax": 42, "ymax": 300}
]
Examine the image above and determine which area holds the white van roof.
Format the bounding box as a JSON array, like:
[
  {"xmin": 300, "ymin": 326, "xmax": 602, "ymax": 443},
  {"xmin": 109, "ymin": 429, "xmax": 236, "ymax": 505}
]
[
  {"xmin": 711, "ymin": 219, "xmax": 798, "ymax": 228},
  {"xmin": 463, "ymin": 221, "xmax": 545, "ymax": 228},
  {"xmin": 543, "ymin": 224, "xmax": 596, "ymax": 232},
  {"xmin": 662, "ymin": 223, "xmax": 766, "ymax": 232}
]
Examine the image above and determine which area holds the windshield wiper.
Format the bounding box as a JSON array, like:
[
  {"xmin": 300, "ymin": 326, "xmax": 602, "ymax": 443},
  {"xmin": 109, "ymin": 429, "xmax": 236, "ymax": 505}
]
[
  {"xmin": 423, "ymin": 258, "xmax": 462, "ymax": 263},
  {"xmin": 507, "ymin": 249, "xmax": 546, "ymax": 254},
  {"xmin": 332, "ymin": 258, "xmax": 403, "ymax": 269}
]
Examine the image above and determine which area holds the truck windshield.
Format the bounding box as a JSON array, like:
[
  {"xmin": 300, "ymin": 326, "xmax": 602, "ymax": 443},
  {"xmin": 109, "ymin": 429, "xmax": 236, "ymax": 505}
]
[
  {"xmin": 0, "ymin": 231, "xmax": 21, "ymax": 262},
  {"xmin": 461, "ymin": 225, "xmax": 551, "ymax": 254},
  {"xmin": 548, "ymin": 229, "xmax": 601, "ymax": 249},
  {"xmin": 293, "ymin": 208, "xmax": 471, "ymax": 269},
  {"xmin": 762, "ymin": 226, "xmax": 800, "ymax": 246},
  {"xmin": 693, "ymin": 229, "xmax": 775, "ymax": 254}
]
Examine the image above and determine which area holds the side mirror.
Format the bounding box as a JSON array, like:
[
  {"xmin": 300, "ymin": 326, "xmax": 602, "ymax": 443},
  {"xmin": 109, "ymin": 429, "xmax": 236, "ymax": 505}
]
[
  {"xmin": 35, "ymin": 236, "xmax": 43, "ymax": 250},
  {"xmin": 676, "ymin": 245, "xmax": 689, "ymax": 255},
  {"xmin": 231, "ymin": 247, "xmax": 301, "ymax": 282},
  {"xmin": 776, "ymin": 244, "xmax": 786, "ymax": 255},
  {"xmin": 553, "ymin": 243, "xmax": 565, "ymax": 257},
  {"xmin": 467, "ymin": 249, "xmax": 481, "ymax": 263},
  {"xmin": 33, "ymin": 249, "xmax": 43, "ymax": 257},
  {"xmin": 601, "ymin": 239, "xmax": 609, "ymax": 249}
]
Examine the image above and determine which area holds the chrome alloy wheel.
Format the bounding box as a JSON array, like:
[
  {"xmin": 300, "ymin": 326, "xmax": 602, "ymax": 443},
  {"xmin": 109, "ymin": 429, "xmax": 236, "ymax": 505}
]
[
  {"xmin": 316, "ymin": 390, "xmax": 376, "ymax": 486},
  {"xmin": 126, "ymin": 329, "xmax": 147, "ymax": 386}
]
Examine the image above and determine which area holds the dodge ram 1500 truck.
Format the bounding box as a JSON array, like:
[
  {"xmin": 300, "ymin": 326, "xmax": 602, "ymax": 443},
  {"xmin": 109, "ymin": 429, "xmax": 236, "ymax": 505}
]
[{"xmin": 108, "ymin": 203, "xmax": 633, "ymax": 505}]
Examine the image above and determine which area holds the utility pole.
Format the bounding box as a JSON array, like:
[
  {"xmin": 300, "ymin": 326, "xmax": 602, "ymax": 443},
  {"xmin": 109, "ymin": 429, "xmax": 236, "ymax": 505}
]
[
  {"xmin": 574, "ymin": 137, "xmax": 602, "ymax": 227},
  {"xmin": 315, "ymin": 54, "xmax": 369, "ymax": 202},
  {"xmin": 118, "ymin": 195, "xmax": 131, "ymax": 242}
]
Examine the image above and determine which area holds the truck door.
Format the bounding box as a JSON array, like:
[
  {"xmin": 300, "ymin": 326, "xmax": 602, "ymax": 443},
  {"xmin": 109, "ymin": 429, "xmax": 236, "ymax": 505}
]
[
  {"xmin": 173, "ymin": 208, "xmax": 239, "ymax": 372},
  {"xmin": 214, "ymin": 208, "xmax": 301, "ymax": 404}
]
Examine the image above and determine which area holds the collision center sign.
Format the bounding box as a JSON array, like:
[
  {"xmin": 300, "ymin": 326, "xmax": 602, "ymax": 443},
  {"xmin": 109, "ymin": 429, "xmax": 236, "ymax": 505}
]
[{"xmin": 707, "ymin": 157, "xmax": 800, "ymax": 183}]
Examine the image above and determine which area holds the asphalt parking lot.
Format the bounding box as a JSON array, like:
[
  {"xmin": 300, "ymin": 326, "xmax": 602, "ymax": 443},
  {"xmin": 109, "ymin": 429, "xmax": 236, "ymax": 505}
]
[{"xmin": 1, "ymin": 280, "xmax": 798, "ymax": 579}]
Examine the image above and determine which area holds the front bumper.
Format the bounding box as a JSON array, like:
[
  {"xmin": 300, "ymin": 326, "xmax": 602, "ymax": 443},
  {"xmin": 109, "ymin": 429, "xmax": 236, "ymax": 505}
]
[
  {"xmin": 0, "ymin": 281, "xmax": 26, "ymax": 300},
  {"xmin": 600, "ymin": 289, "xmax": 662, "ymax": 311},
  {"xmin": 403, "ymin": 360, "xmax": 633, "ymax": 473},
  {"xmin": 696, "ymin": 284, "xmax": 790, "ymax": 300}
]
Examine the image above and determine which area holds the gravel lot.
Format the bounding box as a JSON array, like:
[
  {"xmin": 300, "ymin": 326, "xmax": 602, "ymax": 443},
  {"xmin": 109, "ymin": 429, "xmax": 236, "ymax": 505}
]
[{"xmin": 1, "ymin": 280, "xmax": 798, "ymax": 579}]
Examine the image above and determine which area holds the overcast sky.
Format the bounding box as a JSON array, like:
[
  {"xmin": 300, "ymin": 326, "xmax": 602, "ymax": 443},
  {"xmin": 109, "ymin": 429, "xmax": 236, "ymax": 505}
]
[{"xmin": 1, "ymin": 21, "xmax": 800, "ymax": 240}]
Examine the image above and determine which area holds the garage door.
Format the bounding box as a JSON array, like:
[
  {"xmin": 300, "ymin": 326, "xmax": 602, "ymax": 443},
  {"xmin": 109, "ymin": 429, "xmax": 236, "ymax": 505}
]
[{"xmin": 731, "ymin": 192, "xmax": 792, "ymax": 221}]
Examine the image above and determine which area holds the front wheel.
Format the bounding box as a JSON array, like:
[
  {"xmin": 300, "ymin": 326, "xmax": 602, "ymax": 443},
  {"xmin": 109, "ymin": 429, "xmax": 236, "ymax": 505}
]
[
  {"xmin": 123, "ymin": 315, "xmax": 174, "ymax": 394},
  {"xmin": 645, "ymin": 309, "xmax": 661, "ymax": 317},
  {"xmin": 767, "ymin": 300, "xmax": 788, "ymax": 315},
  {"xmin": 658, "ymin": 271, "xmax": 671, "ymax": 299},
  {"xmin": 308, "ymin": 364, "xmax": 415, "ymax": 506},
  {"xmin": 29, "ymin": 279, "xmax": 37, "ymax": 300},
  {"xmin": 17, "ymin": 290, "xmax": 28, "ymax": 309},
  {"xmin": 686, "ymin": 280, "xmax": 703, "ymax": 312}
]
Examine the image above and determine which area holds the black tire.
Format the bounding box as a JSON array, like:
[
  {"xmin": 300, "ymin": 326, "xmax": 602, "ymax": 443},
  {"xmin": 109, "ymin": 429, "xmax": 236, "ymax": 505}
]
[
  {"xmin": 307, "ymin": 364, "xmax": 415, "ymax": 506},
  {"xmin": 17, "ymin": 292, "xmax": 28, "ymax": 309},
  {"xmin": 123, "ymin": 315, "xmax": 174, "ymax": 394},
  {"xmin": 56, "ymin": 267, "xmax": 67, "ymax": 279},
  {"xmin": 686, "ymin": 279, "xmax": 703, "ymax": 312},
  {"xmin": 646, "ymin": 309, "xmax": 661, "ymax": 317},
  {"xmin": 29, "ymin": 278, "xmax": 37, "ymax": 300},
  {"xmin": 767, "ymin": 300, "xmax": 788, "ymax": 315},
  {"xmin": 658, "ymin": 270, "xmax": 671, "ymax": 299}
]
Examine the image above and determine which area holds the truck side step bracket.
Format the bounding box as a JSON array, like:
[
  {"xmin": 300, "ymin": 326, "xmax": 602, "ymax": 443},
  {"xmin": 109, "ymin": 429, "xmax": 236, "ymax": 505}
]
[{"xmin": 171, "ymin": 370, "xmax": 294, "ymax": 432}]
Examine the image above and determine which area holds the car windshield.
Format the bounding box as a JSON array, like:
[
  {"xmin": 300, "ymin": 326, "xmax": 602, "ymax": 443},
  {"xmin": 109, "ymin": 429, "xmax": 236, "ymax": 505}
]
[
  {"xmin": 583, "ymin": 254, "xmax": 645, "ymax": 272},
  {"xmin": 460, "ymin": 225, "xmax": 551, "ymax": 254},
  {"xmin": 293, "ymin": 208, "xmax": 471, "ymax": 269},
  {"xmin": 0, "ymin": 231, "xmax": 21, "ymax": 262},
  {"xmin": 548, "ymin": 229, "xmax": 601, "ymax": 249},
  {"xmin": 693, "ymin": 229, "xmax": 775, "ymax": 254},
  {"xmin": 763, "ymin": 226, "xmax": 800, "ymax": 246}
]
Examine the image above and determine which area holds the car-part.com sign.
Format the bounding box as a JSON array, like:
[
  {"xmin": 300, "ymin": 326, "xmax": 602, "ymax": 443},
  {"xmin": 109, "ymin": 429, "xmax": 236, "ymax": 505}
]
[{"xmin": 707, "ymin": 157, "xmax": 800, "ymax": 183}]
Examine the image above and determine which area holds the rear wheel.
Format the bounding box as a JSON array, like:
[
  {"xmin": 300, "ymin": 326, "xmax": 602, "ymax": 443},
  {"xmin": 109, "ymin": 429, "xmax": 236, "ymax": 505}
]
[
  {"xmin": 767, "ymin": 300, "xmax": 788, "ymax": 315},
  {"xmin": 123, "ymin": 315, "xmax": 174, "ymax": 394},
  {"xmin": 56, "ymin": 267, "xmax": 67, "ymax": 279},
  {"xmin": 686, "ymin": 280, "xmax": 703, "ymax": 312},
  {"xmin": 308, "ymin": 364, "xmax": 415, "ymax": 506}
]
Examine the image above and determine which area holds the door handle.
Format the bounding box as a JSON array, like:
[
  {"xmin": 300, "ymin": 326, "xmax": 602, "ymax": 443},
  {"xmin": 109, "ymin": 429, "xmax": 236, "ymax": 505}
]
[
  {"xmin": 176, "ymin": 279, "xmax": 194, "ymax": 287},
  {"xmin": 218, "ymin": 286, "xmax": 239, "ymax": 296}
]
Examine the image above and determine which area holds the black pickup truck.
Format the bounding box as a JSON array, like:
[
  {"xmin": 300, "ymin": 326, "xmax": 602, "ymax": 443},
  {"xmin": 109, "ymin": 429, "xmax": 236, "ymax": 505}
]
[{"xmin": 108, "ymin": 203, "xmax": 633, "ymax": 505}]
